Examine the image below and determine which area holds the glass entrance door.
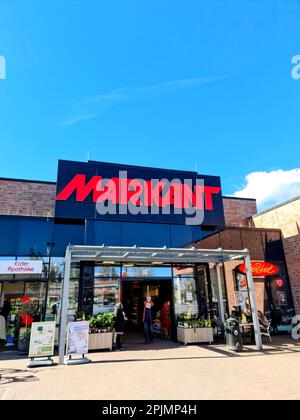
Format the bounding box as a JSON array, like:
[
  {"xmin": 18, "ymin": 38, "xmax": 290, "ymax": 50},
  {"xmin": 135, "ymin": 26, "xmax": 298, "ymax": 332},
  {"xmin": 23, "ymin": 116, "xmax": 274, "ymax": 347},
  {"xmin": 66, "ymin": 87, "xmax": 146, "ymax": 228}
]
[{"xmin": 122, "ymin": 279, "xmax": 174, "ymax": 342}]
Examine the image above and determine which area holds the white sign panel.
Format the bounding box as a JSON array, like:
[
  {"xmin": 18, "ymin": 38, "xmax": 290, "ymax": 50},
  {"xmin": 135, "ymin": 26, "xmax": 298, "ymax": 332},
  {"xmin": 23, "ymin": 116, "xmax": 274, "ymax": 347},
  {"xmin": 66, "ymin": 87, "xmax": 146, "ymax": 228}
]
[
  {"xmin": 234, "ymin": 291, "xmax": 248, "ymax": 306},
  {"xmin": 0, "ymin": 260, "xmax": 43, "ymax": 275},
  {"xmin": 66, "ymin": 321, "xmax": 89, "ymax": 355},
  {"xmin": 29, "ymin": 322, "xmax": 56, "ymax": 358},
  {"xmin": 186, "ymin": 292, "xmax": 193, "ymax": 302}
]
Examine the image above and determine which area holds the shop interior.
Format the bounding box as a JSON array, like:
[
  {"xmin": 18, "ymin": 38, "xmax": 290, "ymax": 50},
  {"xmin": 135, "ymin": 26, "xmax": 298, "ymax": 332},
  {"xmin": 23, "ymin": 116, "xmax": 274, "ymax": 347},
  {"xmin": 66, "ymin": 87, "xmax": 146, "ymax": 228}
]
[
  {"xmin": 0, "ymin": 280, "xmax": 46, "ymax": 319},
  {"xmin": 121, "ymin": 279, "xmax": 173, "ymax": 343}
]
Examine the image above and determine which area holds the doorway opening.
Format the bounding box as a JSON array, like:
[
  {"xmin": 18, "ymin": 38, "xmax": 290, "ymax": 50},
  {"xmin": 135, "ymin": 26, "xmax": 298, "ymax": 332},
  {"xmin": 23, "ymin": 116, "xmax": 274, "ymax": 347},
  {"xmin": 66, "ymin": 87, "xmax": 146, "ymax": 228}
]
[{"xmin": 121, "ymin": 279, "xmax": 174, "ymax": 344}]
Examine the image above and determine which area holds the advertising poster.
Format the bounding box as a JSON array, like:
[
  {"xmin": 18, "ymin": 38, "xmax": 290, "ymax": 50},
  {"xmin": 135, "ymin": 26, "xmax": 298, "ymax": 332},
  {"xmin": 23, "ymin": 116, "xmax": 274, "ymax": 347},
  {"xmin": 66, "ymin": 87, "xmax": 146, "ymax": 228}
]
[
  {"xmin": 186, "ymin": 292, "xmax": 193, "ymax": 302},
  {"xmin": 66, "ymin": 321, "xmax": 89, "ymax": 355},
  {"xmin": 29, "ymin": 322, "xmax": 56, "ymax": 358},
  {"xmin": 234, "ymin": 291, "xmax": 248, "ymax": 307},
  {"xmin": 277, "ymin": 291, "xmax": 287, "ymax": 306}
]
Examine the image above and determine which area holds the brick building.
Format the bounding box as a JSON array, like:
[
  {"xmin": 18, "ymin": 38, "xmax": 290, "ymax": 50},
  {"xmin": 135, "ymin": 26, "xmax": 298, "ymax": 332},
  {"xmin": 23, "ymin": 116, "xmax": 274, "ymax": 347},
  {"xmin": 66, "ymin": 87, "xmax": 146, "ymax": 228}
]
[
  {"xmin": 0, "ymin": 161, "xmax": 296, "ymax": 341},
  {"xmin": 0, "ymin": 177, "xmax": 56, "ymax": 217},
  {"xmin": 253, "ymin": 197, "xmax": 300, "ymax": 314}
]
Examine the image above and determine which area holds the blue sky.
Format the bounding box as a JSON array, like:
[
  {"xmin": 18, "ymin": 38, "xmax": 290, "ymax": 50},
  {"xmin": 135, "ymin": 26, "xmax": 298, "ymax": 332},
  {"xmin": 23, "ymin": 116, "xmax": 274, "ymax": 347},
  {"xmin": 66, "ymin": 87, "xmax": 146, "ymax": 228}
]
[{"xmin": 0, "ymin": 0, "xmax": 300, "ymax": 209}]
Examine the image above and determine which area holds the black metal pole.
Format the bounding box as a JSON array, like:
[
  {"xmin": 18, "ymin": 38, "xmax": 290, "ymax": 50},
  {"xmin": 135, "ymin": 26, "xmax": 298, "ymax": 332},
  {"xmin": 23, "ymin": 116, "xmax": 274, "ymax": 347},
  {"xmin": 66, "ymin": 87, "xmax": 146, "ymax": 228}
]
[{"xmin": 43, "ymin": 242, "xmax": 54, "ymax": 321}]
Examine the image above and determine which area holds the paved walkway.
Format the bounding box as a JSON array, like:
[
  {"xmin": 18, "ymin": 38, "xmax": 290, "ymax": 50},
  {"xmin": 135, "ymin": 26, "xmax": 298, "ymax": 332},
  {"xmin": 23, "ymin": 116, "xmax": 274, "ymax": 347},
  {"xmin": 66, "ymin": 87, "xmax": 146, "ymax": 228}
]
[{"xmin": 1, "ymin": 337, "xmax": 300, "ymax": 400}]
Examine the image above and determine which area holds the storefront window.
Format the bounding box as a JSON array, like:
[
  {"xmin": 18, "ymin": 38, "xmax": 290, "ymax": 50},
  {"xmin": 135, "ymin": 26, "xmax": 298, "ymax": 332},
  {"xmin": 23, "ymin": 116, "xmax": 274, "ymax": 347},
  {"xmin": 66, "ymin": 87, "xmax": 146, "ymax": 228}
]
[
  {"xmin": 209, "ymin": 264, "xmax": 228, "ymax": 318},
  {"xmin": 264, "ymin": 262, "xmax": 295, "ymax": 332},
  {"xmin": 49, "ymin": 258, "xmax": 65, "ymax": 279},
  {"xmin": 173, "ymin": 265, "xmax": 194, "ymax": 277},
  {"xmin": 93, "ymin": 278, "xmax": 120, "ymax": 315},
  {"xmin": 68, "ymin": 279, "xmax": 79, "ymax": 317},
  {"xmin": 173, "ymin": 276, "xmax": 198, "ymax": 316},
  {"xmin": 0, "ymin": 280, "xmax": 47, "ymax": 321},
  {"xmin": 122, "ymin": 265, "xmax": 172, "ymax": 278},
  {"xmin": 234, "ymin": 271, "xmax": 250, "ymax": 318},
  {"xmin": 95, "ymin": 265, "xmax": 121, "ymax": 278},
  {"xmin": 45, "ymin": 279, "xmax": 62, "ymax": 322},
  {"xmin": 70, "ymin": 262, "xmax": 80, "ymax": 279},
  {"xmin": 208, "ymin": 266, "xmax": 220, "ymax": 316},
  {"xmin": 0, "ymin": 281, "xmax": 24, "ymax": 312},
  {"xmin": 195, "ymin": 265, "xmax": 211, "ymax": 318},
  {"xmin": 24, "ymin": 282, "xmax": 47, "ymax": 321}
]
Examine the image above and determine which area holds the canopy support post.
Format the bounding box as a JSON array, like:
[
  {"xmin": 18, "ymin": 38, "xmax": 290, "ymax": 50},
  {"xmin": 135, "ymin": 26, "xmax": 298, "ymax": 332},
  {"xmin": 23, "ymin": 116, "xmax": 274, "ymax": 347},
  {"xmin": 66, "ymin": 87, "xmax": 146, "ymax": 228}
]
[
  {"xmin": 244, "ymin": 253, "xmax": 263, "ymax": 350},
  {"xmin": 216, "ymin": 263, "xmax": 226, "ymax": 324},
  {"xmin": 58, "ymin": 246, "xmax": 72, "ymax": 365}
]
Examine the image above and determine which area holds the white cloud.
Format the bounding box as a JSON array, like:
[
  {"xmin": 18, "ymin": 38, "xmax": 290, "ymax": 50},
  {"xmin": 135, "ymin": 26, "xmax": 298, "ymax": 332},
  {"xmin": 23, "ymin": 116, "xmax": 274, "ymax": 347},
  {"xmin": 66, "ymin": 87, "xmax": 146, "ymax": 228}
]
[
  {"xmin": 60, "ymin": 75, "xmax": 228, "ymax": 127},
  {"xmin": 59, "ymin": 113, "xmax": 96, "ymax": 127},
  {"xmin": 233, "ymin": 168, "xmax": 300, "ymax": 211}
]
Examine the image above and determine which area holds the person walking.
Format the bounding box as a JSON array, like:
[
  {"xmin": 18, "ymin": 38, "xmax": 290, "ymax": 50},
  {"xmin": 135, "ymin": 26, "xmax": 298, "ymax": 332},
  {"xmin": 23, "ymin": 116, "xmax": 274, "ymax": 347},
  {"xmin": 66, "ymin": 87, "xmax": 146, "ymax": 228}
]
[
  {"xmin": 160, "ymin": 298, "xmax": 171, "ymax": 340},
  {"xmin": 143, "ymin": 296, "xmax": 154, "ymax": 344},
  {"xmin": 0, "ymin": 314, "xmax": 6, "ymax": 347},
  {"xmin": 114, "ymin": 303, "xmax": 127, "ymax": 351},
  {"xmin": 1, "ymin": 299, "xmax": 11, "ymax": 321}
]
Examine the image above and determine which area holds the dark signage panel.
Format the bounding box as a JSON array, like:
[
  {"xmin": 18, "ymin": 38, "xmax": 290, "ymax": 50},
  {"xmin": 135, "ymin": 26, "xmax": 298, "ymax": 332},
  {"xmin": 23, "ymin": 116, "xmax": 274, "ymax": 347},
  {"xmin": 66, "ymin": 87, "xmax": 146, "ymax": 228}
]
[{"xmin": 55, "ymin": 160, "xmax": 225, "ymax": 226}]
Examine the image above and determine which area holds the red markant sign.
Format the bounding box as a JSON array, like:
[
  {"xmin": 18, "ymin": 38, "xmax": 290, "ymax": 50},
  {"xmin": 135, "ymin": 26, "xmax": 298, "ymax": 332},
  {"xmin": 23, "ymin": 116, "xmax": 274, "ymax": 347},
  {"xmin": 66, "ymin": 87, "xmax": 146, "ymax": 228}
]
[{"xmin": 237, "ymin": 261, "xmax": 279, "ymax": 278}]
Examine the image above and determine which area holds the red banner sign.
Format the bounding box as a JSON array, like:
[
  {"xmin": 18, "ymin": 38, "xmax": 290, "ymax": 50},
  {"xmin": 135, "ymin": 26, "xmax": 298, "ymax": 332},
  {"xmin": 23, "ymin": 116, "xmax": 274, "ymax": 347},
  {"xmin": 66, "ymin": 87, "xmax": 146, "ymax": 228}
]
[
  {"xmin": 237, "ymin": 261, "xmax": 279, "ymax": 277},
  {"xmin": 275, "ymin": 278, "xmax": 284, "ymax": 288}
]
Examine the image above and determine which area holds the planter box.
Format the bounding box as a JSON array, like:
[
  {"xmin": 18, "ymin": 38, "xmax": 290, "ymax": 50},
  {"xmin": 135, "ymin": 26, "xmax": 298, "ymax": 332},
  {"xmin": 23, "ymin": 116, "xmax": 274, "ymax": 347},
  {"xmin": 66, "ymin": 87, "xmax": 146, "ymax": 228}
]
[
  {"xmin": 88, "ymin": 332, "xmax": 113, "ymax": 351},
  {"xmin": 17, "ymin": 327, "xmax": 30, "ymax": 354},
  {"xmin": 177, "ymin": 326, "xmax": 213, "ymax": 345}
]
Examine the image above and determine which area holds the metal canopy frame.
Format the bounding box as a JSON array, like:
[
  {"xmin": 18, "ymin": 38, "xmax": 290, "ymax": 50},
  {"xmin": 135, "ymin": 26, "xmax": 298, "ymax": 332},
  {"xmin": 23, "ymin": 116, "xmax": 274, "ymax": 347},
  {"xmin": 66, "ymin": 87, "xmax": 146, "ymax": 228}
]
[
  {"xmin": 58, "ymin": 245, "xmax": 263, "ymax": 364},
  {"xmin": 68, "ymin": 245, "xmax": 248, "ymax": 264}
]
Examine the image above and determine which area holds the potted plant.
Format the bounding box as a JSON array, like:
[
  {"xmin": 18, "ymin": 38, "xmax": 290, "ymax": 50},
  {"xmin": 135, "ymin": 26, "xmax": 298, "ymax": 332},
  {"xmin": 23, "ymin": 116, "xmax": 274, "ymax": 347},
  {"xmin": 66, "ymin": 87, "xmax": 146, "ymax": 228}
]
[
  {"xmin": 75, "ymin": 310, "xmax": 86, "ymax": 321},
  {"xmin": 6, "ymin": 326, "xmax": 15, "ymax": 346},
  {"xmin": 17, "ymin": 298, "xmax": 37, "ymax": 354},
  {"xmin": 88, "ymin": 313, "xmax": 114, "ymax": 351},
  {"xmin": 177, "ymin": 314, "xmax": 213, "ymax": 345},
  {"xmin": 17, "ymin": 327, "xmax": 31, "ymax": 354}
]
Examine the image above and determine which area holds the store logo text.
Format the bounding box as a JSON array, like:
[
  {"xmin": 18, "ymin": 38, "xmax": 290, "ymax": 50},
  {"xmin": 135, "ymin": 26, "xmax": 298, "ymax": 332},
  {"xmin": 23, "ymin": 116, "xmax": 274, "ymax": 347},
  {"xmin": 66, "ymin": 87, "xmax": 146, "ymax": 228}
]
[{"xmin": 56, "ymin": 171, "xmax": 222, "ymax": 225}]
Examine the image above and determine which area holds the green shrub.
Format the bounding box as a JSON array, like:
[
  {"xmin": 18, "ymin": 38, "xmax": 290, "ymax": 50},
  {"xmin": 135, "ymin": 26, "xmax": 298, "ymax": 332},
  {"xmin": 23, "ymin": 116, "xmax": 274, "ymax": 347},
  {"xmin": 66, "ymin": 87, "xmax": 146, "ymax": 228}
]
[
  {"xmin": 177, "ymin": 313, "xmax": 212, "ymax": 329},
  {"xmin": 89, "ymin": 312, "xmax": 115, "ymax": 333}
]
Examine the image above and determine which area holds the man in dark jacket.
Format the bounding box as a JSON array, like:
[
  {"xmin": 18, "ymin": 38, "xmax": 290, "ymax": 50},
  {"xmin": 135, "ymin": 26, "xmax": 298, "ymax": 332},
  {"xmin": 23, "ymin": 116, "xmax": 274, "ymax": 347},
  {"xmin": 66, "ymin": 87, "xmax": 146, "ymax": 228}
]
[
  {"xmin": 114, "ymin": 303, "xmax": 127, "ymax": 351},
  {"xmin": 1, "ymin": 299, "xmax": 11, "ymax": 320}
]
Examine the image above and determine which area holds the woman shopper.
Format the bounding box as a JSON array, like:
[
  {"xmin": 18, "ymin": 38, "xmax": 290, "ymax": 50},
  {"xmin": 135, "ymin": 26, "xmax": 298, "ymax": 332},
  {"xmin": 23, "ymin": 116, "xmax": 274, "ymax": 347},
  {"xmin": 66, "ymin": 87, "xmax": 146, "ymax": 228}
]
[
  {"xmin": 143, "ymin": 296, "xmax": 154, "ymax": 344},
  {"xmin": 114, "ymin": 303, "xmax": 127, "ymax": 351}
]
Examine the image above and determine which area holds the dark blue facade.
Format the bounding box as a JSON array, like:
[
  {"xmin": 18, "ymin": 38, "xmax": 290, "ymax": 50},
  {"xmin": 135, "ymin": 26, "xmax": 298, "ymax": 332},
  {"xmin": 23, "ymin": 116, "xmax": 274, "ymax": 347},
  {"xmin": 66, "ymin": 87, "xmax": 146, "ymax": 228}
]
[{"xmin": 0, "ymin": 215, "xmax": 216, "ymax": 257}]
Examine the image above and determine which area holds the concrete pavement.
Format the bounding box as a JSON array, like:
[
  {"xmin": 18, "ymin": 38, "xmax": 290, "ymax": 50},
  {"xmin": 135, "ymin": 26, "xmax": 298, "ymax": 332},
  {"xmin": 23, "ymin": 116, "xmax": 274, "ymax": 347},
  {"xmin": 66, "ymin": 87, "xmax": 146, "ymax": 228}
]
[{"xmin": 1, "ymin": 337, "xmax": 300, "ymax": 400}]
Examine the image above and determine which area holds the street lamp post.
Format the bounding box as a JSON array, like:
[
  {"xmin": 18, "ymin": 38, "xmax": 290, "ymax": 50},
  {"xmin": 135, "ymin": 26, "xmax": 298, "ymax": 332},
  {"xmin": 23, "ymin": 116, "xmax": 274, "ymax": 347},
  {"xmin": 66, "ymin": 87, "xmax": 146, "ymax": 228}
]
[{"xmin": 43, "ymin": 241, "xmax": 54, "ymax": 321}]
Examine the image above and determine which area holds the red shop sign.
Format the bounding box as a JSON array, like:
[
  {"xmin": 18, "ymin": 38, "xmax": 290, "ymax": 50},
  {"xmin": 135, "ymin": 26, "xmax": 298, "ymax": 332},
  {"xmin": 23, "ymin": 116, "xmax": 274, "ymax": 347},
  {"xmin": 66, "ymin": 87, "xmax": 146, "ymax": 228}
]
[
  {"xmin": 239, "ymin": 277, "xmax": 247, "ymax": 288},
  {"xmin": 275, "ymin": 278, "xmax": 284, "ymax": 288},
  {"xmin": 237, "ymin": 261, "xmax": 279, "ymax": 278}
]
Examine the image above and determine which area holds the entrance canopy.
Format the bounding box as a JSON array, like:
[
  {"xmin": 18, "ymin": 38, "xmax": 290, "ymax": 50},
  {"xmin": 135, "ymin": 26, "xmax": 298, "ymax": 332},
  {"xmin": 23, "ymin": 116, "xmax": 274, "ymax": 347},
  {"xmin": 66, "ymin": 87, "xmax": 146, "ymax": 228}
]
[
  {"xmin": 58, "ymin": 245, "xmax": 263, "ymax": 364},
  {"xmin": 66, "ymin": 245, "xmax": 249, "ymax": 264}
]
